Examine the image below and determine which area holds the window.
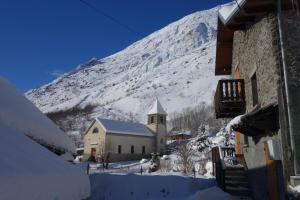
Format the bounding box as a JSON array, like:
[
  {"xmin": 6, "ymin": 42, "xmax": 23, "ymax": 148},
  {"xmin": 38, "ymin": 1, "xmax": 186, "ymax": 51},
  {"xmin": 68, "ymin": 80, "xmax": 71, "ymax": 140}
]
[
  {"xmin": 244, "ymin": 135, "xmax": 249, "ymax": 146},
  {"xmin": 92, "ymin": 128, "xmax": 99, "ymax": 134},
  {"xmin": 160, "ymin": 138, "xmax": 164, "ymax": 144},
  {"xmin": 150, "ymin": 116, "xmax": 154, "ymax": 124},
  {"xmin": 91, "ymin": 148, "xmax": 96, "ymax": 156},
  {"xmin": 118, "ymin": 145, "xmax": 122, "ymax": 154},
  {"xmin": 142, "ymin": 146, "xmax": 145, "ymax": 154},
  {"xmin": 251, "ymin": 72, "xmax": 258, "ymax": 106},
  {"xmin": 160, "ymin": 116, "xmax": 164, "ymax": 124},
  {"xmin": 131, "ymin": 145, "xmax": 134, "ymax": 154}
]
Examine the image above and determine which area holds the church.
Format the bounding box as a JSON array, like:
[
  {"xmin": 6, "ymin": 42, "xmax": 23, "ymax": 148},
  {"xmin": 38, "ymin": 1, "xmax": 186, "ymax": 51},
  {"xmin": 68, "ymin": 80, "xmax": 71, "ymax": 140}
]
[{"xmin": 83, "ymin": 99, "xmax": 167, "ymax": 162}]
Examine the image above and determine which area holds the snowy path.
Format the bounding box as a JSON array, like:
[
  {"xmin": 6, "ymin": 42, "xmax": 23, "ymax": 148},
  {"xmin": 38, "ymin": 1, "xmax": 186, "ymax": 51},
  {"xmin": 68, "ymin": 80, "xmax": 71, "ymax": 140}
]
[
  {"xmin": 89, "ymin": 173, "xmax": 216, "ymax": 200},
  {"xmin": 86, "ymin": 160, "xmax": 247, "ymax": 200}
]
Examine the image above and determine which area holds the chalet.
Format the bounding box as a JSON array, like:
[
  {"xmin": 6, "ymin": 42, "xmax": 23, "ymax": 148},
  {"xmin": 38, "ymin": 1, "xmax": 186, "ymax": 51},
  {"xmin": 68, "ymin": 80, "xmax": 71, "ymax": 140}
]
[
  {"xmin": 167, "ymin": 130, "xmax": 192, "ymax": 141},
  {"xmin": 212, "ymin": 0, "xmax": 300, "ymax": 199},
  {"xmin": 83, "ymin": 99, "xmax": 167, "ymax": 162}
]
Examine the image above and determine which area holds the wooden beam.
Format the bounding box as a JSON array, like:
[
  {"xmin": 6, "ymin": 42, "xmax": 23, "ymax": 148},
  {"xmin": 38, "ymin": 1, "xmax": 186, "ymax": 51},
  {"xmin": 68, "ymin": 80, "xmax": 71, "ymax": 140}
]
[
  {"xmin": 244, "ymin": 4, "xmax": 276, "ymax": 14},
  {"xmin": 227, "ymin": 24, "xmax": 246, "ymax": 30},
  {"xmin": 234, "ymin": 15, "xmax": 256, "ymax": 23}
]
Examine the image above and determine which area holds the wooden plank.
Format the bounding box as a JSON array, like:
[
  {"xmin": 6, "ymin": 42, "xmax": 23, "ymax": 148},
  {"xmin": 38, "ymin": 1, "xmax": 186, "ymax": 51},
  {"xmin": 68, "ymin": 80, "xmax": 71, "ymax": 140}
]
[{"xmin": 264, "ymin": 143, "xmax": 280, "ymax": 200}]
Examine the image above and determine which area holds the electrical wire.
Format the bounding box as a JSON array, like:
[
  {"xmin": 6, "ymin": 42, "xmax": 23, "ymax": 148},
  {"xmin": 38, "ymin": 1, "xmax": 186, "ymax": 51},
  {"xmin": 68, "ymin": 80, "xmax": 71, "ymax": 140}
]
[{"xmin": 79, "ymin": 0, "xmax": 143, "ymax": 37}]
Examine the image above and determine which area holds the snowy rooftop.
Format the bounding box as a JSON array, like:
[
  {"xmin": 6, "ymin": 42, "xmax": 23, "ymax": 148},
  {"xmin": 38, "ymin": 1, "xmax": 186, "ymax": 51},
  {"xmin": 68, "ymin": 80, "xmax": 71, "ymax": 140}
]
[
  {"xmin": 147, "ymin": 99, "xmax": 167, "ymax": 115},
  {"xmin": 218, "ymin": 0, "xmax": 246, "ymax": 25},
  {"xmin": 0, "ymin": 121, "xmax": 90, "ymax": 200},
  {"xmin": 170, "ymin": 130, "xmax": 192, "ymax": 136},
  {"xmin": 0, "ymin": 76, "xmax": 76, "ymax": 154},
  {"xmin": 96, "ymin": 118, "xmax": 154, "ymax": 137}
]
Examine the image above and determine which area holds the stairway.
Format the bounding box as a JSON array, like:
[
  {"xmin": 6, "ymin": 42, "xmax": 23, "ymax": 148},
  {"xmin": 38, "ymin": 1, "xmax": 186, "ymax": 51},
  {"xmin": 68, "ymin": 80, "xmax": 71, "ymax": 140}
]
[{"xmin": 224, "ymin": 165, "xmax": 251, "ymax": 197}]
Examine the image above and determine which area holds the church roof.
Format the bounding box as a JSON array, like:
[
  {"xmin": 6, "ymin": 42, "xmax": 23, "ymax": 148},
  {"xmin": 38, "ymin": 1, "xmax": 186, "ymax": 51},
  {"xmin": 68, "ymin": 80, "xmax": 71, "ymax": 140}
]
[
  {"xmin": 147, "ymin": 99, "xmax": 167, "ymax": 115},
  {"xmin": 96, "ymin": 118, "xmax": 154, "ymax": 137}
]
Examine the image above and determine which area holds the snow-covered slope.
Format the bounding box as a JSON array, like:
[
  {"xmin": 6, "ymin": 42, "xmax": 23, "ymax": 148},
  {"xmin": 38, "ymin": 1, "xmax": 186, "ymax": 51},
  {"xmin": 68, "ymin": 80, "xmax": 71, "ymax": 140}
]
[
  {"xmin": 0, "ymin": 76, "xmax": 76, "ymax": 154},
  {"xmin": 26, "ymin": 6, "xmax": 221, "ymax": 136},
  {"xmin": 0, "ymin": 121, "xmax": 90, "ymax": 200}
]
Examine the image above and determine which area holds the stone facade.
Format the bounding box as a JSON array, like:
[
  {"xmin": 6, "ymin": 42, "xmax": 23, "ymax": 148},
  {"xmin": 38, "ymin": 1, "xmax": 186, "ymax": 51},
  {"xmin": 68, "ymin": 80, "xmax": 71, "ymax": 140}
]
[{"xmin": 231, "ymin": 13, "xmax": 283, "ymax": 200}]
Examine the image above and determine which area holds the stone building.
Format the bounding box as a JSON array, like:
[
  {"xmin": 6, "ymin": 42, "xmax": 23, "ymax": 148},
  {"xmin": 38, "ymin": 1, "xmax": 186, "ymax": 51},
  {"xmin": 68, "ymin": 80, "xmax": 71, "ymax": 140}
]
[
  {"xmin": 213, "ymin": 0, "xmax": 300, "ymax": 199},
  {"xmin": 83, "ymin": 99, "xmax": 167, "ymax": 162}
]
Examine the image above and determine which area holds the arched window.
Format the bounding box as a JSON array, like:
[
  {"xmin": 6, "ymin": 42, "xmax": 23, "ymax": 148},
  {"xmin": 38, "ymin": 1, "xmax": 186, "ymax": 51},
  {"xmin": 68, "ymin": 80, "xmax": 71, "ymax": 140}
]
[{"xmin": 92, "ymin": 128, "xmax": 99, "ymax": 134}]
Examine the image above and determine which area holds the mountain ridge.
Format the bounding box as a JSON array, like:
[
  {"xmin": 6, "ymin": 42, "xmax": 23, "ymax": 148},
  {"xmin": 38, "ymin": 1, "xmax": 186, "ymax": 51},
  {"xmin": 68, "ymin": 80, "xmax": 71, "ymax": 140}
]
[{"xmin": 26, "ymin": 6, "xmax": 221, "ymax": 137}]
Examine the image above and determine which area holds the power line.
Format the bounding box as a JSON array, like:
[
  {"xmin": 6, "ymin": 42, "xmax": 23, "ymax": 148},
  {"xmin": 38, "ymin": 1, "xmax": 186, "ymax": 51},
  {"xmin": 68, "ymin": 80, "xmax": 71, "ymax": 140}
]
[{"xmin": 79, "ymin": 0, "xmax": 143, "ymax": 37}]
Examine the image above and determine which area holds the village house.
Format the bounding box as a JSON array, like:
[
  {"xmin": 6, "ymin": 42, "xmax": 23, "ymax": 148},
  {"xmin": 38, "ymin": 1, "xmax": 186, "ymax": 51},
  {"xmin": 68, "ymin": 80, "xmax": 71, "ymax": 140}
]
[
  {"xmin": 83, "ymin": 99, "xmax": 167, "ymax": 162},
  {"xmin": 167, "ymin": 130, "xmax": 192, "ymax": 142},
  {"xmin": 213, "ymin": 0, "xmax": 300, "ymax": 199}
]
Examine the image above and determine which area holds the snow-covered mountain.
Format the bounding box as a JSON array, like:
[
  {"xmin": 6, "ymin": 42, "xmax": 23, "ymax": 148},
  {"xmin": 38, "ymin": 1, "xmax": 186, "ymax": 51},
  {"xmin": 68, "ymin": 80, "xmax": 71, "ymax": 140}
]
[{"xmin": 26, "ymin": 6, "xmax": 221, "ymax": 138}]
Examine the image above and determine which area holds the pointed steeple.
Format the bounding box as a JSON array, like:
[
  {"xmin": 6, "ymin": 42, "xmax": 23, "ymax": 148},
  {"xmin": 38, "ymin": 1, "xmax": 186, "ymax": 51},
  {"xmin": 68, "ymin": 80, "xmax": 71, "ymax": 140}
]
[{"xmin": 147, "ymin": 99, "xmax": 167, "ymax": 115}]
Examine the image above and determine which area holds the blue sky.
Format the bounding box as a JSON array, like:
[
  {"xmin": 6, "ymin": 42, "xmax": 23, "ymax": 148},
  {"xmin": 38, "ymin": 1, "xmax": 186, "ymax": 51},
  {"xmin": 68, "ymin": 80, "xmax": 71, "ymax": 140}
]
[{"xmin": 0, "ymin": 0, "xmax": 230, "ymax": 92}]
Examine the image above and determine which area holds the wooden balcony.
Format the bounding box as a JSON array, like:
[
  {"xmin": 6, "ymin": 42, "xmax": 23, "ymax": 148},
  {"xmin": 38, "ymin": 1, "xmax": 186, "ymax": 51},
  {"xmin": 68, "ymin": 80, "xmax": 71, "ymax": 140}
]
[{"xmin": 215, "ymin": 79, "xmax": 246, "ymax": 118}]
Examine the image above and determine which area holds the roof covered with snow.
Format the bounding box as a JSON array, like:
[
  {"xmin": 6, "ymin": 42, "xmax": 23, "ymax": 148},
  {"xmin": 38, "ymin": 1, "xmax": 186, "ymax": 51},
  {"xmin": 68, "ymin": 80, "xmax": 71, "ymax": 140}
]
[
  {"xmin": 147, "ymin": 99, "xmax": 167, "ymax": 115},
  {"xmin": 96, "ymin": 118, "xmax": 154, "ymax": 137},
  {"xmin": 0, "ymin": 76, "xmax": 76, "ymax": 154},
  {"xmin": 218, "ymin": 0, "xmax": 246, "ymax": 25},
  {"xmin": 0, "ymin": 121, "xmax": 90, "ymax": 200}
]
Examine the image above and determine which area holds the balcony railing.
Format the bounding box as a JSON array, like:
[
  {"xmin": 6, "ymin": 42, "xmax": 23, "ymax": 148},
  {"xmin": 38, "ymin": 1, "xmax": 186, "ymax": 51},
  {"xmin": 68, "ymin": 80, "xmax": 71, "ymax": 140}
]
[{"xmin": 214, "ymin": 79, "xmax": 246, "ymax": 118}]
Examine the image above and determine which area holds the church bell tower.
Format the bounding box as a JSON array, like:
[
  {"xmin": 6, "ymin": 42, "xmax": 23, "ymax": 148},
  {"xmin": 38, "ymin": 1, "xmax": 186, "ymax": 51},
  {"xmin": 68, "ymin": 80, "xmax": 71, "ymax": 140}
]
[{"xmin": 146, "ymin": 99, "xmax": 167, "ymax": 154}]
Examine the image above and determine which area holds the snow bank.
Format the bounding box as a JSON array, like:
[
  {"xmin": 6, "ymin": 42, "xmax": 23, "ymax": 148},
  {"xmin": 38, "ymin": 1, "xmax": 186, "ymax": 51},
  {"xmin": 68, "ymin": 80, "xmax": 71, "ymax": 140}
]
[
  {"xmin": 225, "ymin": 115, "xmax": 243, "ymax": 133},
  {"xmin": 0, "ymin": 76, "xmax": 76, "ymax": 154},
  {"xmin": 140, "ymin": 158, "xmax": 148, "ymax": 164},
  {"xmin": 89, "ymin": 173, "xmax": 215, "ymax": 200},
  {"xmin": 0, "ymin": 121, "xmax": 90, "ymax": 200},
  {"xmin": 60, "ymin": 152, "xmax": 75, "ymax": 161},
  {"xmin": 204, "ymin": 161, "xmax": 213, "ymax": 177}
]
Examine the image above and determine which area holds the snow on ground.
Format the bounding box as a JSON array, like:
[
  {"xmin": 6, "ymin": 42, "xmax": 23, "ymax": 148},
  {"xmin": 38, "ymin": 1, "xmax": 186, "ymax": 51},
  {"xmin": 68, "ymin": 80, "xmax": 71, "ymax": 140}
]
[
  {"xmin": 85, "ymin": 157, "xmax": 244, "ymax": 200},
  {"xmin": 0, "ymin": 121, "xmax": 90, "ymax": 200},
  {"xmin": 0, "ymin": 76, "xmax": 76, "ymax": 154},
  {"xmin": 89, "ymin": 173, "xmax": 215, "ymax": 200},
  {"xmin": 190, "ymin": 186, "xmax": 238, "ymax": 200}
]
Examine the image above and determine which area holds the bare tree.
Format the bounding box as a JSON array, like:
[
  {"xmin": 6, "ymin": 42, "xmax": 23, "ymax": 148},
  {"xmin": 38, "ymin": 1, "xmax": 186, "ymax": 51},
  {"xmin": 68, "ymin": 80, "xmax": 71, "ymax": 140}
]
[{"xmin": 176, "ymin": 143, "xmax": 195, "ymax": 174}]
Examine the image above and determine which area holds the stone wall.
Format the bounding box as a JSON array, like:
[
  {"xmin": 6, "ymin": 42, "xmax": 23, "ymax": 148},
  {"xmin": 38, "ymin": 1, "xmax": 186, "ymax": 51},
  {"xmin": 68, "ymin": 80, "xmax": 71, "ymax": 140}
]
[
  {"xmin": 281, "ymin": 10, "xmax": 300, "ymax": 176},
  {"xmin": 232, "ymin": 13, "xmax": 280, "ymax": 111},
  {"xmin": 231, "ymin": 13, "xmax": 282, "ymax": 200}
]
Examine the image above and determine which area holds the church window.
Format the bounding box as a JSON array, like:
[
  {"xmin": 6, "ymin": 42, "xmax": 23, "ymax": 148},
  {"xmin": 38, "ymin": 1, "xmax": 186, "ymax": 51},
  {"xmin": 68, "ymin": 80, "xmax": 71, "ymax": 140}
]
[
  {"xmin": 150, "ymin": 116, "xmax": 154, "ymax": 123},
  {"xmin": 118, "ymin": 145, "xmax": 122, "ymax": 154},
  {"xmin": 160, "ymin": 116, "xmax": 164, "ymax": 124},
  {"xmin": 92, "ymin": 128, "xmax": 99, "ymax": 134},
  {"xmin": 131, "ymin": 145, "xmax": 135, "ymax": 154},
  {"xmin": 142, "ymin": 146, "xmax": 145, "ymax": 154}
]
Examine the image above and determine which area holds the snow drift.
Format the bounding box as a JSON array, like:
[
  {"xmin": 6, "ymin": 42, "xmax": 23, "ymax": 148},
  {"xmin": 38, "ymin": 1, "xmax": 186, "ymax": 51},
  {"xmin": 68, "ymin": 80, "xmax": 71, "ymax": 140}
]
[
  {"xmin": 0, "ymin": 121, "xmax": 90, "ymax": 200},
  {"xmin": 0, "ymin": 76, "xmax": 75, "ymax": 154}
]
